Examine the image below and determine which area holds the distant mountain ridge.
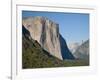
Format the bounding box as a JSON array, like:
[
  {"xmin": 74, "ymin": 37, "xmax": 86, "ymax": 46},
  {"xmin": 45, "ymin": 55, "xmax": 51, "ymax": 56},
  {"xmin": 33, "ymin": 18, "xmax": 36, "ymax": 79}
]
[
  {"xmin": 22, "ymin": 16, "xmax": 74, "ymax": 60},
  {"xmin": 68, "ymin": 42, "xmax": 80, "ymax": 54},
  {"xmin": 74, "ymin": 40, "xmax": 89, "ymax": 60}
]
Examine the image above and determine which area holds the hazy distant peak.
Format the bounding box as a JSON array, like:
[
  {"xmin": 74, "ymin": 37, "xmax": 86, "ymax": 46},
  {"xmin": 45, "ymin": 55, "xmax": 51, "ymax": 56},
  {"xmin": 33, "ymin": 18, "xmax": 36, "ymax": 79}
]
[{"xmin": 74, "ymin": 40, "xmax": 89, "ymax": 60}]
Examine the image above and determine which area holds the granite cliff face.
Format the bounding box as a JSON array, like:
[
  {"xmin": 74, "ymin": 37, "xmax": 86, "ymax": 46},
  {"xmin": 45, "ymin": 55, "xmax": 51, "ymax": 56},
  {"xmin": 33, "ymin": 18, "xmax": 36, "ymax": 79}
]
[
  {"xmin": 22, "ymin": 25, "xmax": 65, "ymax": 68},
  {"xmin": 22, "ymin": 16, "xmax": 74, "ymax": 60}
]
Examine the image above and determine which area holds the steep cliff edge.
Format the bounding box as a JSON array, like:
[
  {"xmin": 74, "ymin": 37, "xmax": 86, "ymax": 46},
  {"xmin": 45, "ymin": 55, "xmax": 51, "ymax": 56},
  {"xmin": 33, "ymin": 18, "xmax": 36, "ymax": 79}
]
[
  {"xmin": 22, "ymin": 16, "xmax": 74, "ymax": 60},
  {"xmin": 22, "ymin": 25, "xmax": 64, "ymax": 68}
]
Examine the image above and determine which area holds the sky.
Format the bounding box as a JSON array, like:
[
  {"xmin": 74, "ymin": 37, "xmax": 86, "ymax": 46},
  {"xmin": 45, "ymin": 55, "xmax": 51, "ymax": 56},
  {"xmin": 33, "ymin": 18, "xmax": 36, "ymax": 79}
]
[{"xmin": 22, "ymin": 11, "xmax": 89, "ymax": 44}]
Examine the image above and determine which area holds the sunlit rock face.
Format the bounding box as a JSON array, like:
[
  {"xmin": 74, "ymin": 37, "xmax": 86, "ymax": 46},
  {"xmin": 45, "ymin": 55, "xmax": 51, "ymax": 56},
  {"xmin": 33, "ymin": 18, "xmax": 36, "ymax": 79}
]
[{"xmin": 22, "ymin": 16, "xmax": 74, "ymax": 60}]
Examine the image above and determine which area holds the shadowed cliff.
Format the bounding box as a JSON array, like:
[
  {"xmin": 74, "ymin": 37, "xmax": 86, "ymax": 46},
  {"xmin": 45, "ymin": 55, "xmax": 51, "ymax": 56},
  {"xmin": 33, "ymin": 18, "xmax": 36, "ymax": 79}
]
[{"xmin": 59, "ymin": 34, "xmax": 75, "ymax": 60}]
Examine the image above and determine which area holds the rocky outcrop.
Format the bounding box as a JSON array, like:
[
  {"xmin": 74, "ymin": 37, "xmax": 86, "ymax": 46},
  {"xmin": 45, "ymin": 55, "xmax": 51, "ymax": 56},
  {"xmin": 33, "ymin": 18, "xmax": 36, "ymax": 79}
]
[{"xmin": 22, "ymin": 16, "xmax": 74, "ymax": 60}]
